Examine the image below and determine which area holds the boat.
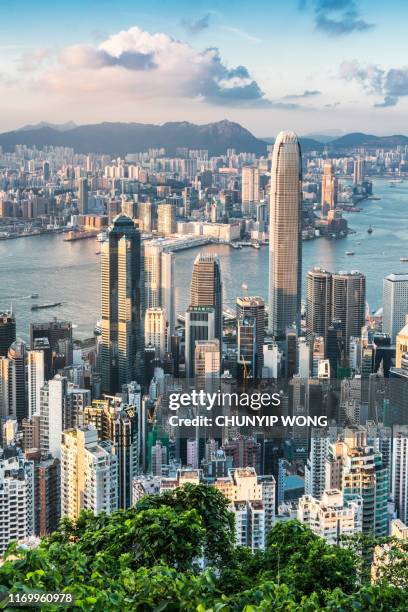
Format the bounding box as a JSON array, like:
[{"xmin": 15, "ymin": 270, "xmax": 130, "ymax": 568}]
[
  {"xmin": 95, "ymin": 251, "xmax": 101, "ymax": 255},
  {"xmin": 31, "ymin": 302, "xmax": 62, "ymax": 311},
  {"xmin": 367, "ymin": 225, "xmax": 373, "ymax": 234},
  {"xmin": 241, "ymin": 283, "xmax": 248, "ymax": 290},
  {"xmin": 389, "ymin": 179, "xmax": 403, "ymax": 184},
  {"xmin": 30, "ymin": 293, "xmax": 39, "ymax": 299},
  {"xmin": 96, "ymin": 231, "xmax": 108, "ymax": 242},
  {"xmin": 400, "ymin": 258, "xmax": 408, "ymax": 263},
  {"xmin": 345, "ymin": 251, "xmax": 355, "ymax": 256}
]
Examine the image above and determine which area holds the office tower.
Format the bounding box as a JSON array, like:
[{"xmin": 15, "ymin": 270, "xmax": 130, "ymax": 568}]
[
  {"xmin": 0, "ymin": 357, "xmax": 11, "ymax": 419},
  {"xmin": 268, "ymin": 131, "xmax": 302, "ymax": 337},
  {"xmin": 101, "ymin": 215, "xmax": 143, "ymax": 394},
  {"xmin": 30, "ymin": 320, "xmax": 72, "ymax": 354},
  {"xmin": 0, "ymin": 454, "xmax": 35, "ymax": 555},
  {"xmin": 298, "ymin": 490, "xmax": 362, "ymax": 545},
  {"xmin": 285, "ymin": 327, "xmax": 298, "ymax": 378},
  {"xmin": 138, "ymin": 201, "xmax": 155, "ymax": 232},
  {"xmin": 326, "ymin": 320, "xmax": 344, "ymax": 376},
  {"xmin": 214, "ymin": 468, "xmax": 275, "ymax": 551},
  {"xmin": 306, "ymin": 268, "xmax": 332, "ymax": 348},
  {"xmin": 190, "ymin": 253, "xmax": 222, "ymax": 346},
  {"xmin": 383, "ymin": 273, "xmax": 408, "ymax": 343},
  {"xmin": 40, "ymin": 375, "xmax": 68, "ymax": 459},
  {"xmin": 390, "ymin": 353, "xmax": 408, "ymax": 424},
  {"xmin": 237, "ymin": 316, "xmax": 257, "ymax": 380},
  {"xmin": 78, "ymin": 177, "xmax": 88, "ymax": 214},
  {"xmin": 32, "ymin": 337, "xmax": 52, "ymax": 380},
  {"xmin": 241, "ymin": 166, "xmax": 259, "ymax": 217},
  {"xmin": 262, "ymin": 342, "xmax": 282, "ymax": 378},
  {"xmin": 121, "ymin": 199, "xmax": 138, "ymax": 219},
  {"xmin": 392, "ymin": 426, "xmax": 408, "ymax": 524},
  {"xmin": 61, "ymin": 426, "xmax": 118, "ymax": 520},
  {"xmin": 27, "ymin": 350, "xmax": 45, "ymax": 418},
  {"xmin": 326, "ymin": 429, "xmax": 388, "ymax": 536},
  {"xmin": 396, "ymin": 315, "xmax": 408, "ymax": 368},
  {"xmin": 353, "ymin": 158, "xmax": 365, "ymax": 185},
  {"xmin": 65, "ymin": 387, "xmax": 91, "ymax": 429},
  {"xmin": 298, "ymin": 337, "xmax": 311, "ymax": 378},
  {"xmin": 321, "ymin": 162, "xmax": 338, "ymax": 217},
  {"xmin": 42, "ymin": 161, "xmax": 50, "ymax": 182},
  {"xmin": 83, "ymin": 397, "xmax": 139, "ymax": 509},
  {"xmin": 157, "ymin": 203, "xmax": 176, "ymax": 235},
  {"xmin": 194, "ymin": 340, "xmax": 220, "ymax": 380},
  {"xmin": 236, "ymin": 296, "xmax": 265, "ymax": 377},
  {"xmin": 185, "ymin": 307, "xmax": 216, "ymax": 378},
  {"xmin": 144, "ymin": 308, "xmax": 168, "ymax": 360},
  {"xmin": 0, "ymin": 312, "xmax": 16, "ymax": 357},
  {"xmin": 7, "ymin": 340, "xmax": 27, "ymax": 422},
  {"xmin": 312, "ymin": 336, "xmax": 325, "ymax": 377},
  {"xmin": 332, "ymin": 271, "xmax": 366, "ymax": 354},
  {"xmin": 151, "ymin": 440, "xmax": 168, "ymax": 476},
  {"xmin": 142, "ymin": 243, "xmax": 175, "ymax": 335}
]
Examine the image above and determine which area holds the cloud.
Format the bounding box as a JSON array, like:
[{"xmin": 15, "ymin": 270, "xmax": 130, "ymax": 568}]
[
  {"xmin": 220, "ymin": 26, "xmax": 262, "ymax": 43},
  {"xmin": 284, "ymin": 89, "xmax": 321, "ymax": 99},
  {"xmin": 181, "ymin": 14, "xmax": 211, "ymax": 35},
  {"xmin": 31, "ymin": 25, "xmax": 272, "ymax": 108},
  {"xmin": 300, "ymin": 1, "xmax": 374, "ymax": 36},
  {"xmin": 18, "ymin": 48, "xmax": 51, "ymax": 72},
  {"xmin": 340, "ymin": 60, "xmax": 408, "ymax": 107}
]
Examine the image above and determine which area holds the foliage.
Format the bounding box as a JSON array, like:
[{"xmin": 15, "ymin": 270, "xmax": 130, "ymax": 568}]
[{"xmin": 0, "ymin": 486, "xmax": 407, "ymax": 611}]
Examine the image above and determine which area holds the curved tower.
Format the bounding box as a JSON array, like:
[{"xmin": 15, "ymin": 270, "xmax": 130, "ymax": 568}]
[{"xmin": 268, "ymin": 131, "xmax": 302, "ymax": 338}]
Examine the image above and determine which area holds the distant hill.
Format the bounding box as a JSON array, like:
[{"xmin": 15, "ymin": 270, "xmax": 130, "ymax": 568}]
[
  {"xmin": 0, "ymin": 120, "xmax": 268, "ymax": 157},
  {"xmin": 262, "ymin": 136, "xmax": 324, "ymax": 152},
  {"xmin": 329, "ymin": 132, "xmax": 408, "ymax": 149},
  {"xmin": 17, "ymin": 121, "xmax": 78, "ymax": 132}
]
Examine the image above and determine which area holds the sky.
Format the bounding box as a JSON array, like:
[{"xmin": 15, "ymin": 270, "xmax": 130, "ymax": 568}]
[{"xmin": 0, "ymin": 0, "xmax": 407, "ymax": 136}]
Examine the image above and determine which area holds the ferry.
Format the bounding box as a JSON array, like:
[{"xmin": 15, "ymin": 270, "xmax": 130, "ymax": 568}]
[
  {"xmin": 241, "ymin": 283, "xmax": 248, "ymax": 290},
  {"xmin": 30, "ymin": 294, "xmax": 39, "ymax": 299},
  {"xmin": 31, "ymin": 302, "xmax": 62, "ymax": 311},
  {"xmin": 367, "ymin": 225, "xmax": 373, "ymax": 234},
  {"xmin": 400, "ymin": 257, "xmax": 408, "ymax": 263},
  {"xmin": 345, "ymin": 251, "xmax": 355, "ymax": 256}
]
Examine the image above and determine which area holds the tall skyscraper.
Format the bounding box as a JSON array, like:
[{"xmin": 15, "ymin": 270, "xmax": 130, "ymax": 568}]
[
  {"xmin": 383, "ymin": 273, "xmax": 408, "ymax": 344},
  {"xmin": 332, "ymin": 271, "xmax": 366, "ymax": 354},
  {"xmin": 321, "ymin": 162, "xmax": 338, "ymax": 217},
  {"xmin": 138, "ymin": 201, "xmax": 155, "ymax": 232},
  {"xmin": 241, "ymin": 166, "xmax": 260, "ymax": 217},
  {"xmin": 30, "ymin": 320, "xmax": 72, "ymax": 354},
  {"xmin": 8, "ymin": 340, "xmax": 27, "ymax": 422},
  {"xmin": 40, "ymin": 375, "xmax": 68, "ymax": 459},
  {"xmin": 392, "ymin": 426, "xmax": 408, "ymax": 524},
  {"xmin": 306, "ymin": 268, "xmax": 332, "ymax": 348},
  {"xmin": 157, "ymin": 203, "xmax": 176, "ymax": 235},
  {"xmin": 142, "ymin": 243, "xmax": 175, "ymax": 335},
  {"xmin": 268, "ymin": 131, "xmax": 302, "ymax": 337},
  {"xmin": 190, "ymin": 253, "xmax": 222, "ymax": 346},
  {"xmin": 194, "ymin": 340, "xmax": 221, "ymax": 380},
  {"xmin": 60, "ymin": 426, "xmax": 118, "ymax": 520},
  {"xmin": 0, "ymin": 312, "xmax": 16, "ymax": 358},
  {"xmin": 78, "ymin": 177, "xmax": 88, "ymax": 214},
  {"xmin": 101, "ymin": 215, "xmax": 143, "ymax": 394},
  {"xmin": 353, "ymin": 158, "xmax": 365, "ymax": 185},
  {"xmin": 237, "ymin": 316, "xmax": 257, "ymax": 380},
  {"xmin": 236, "ymin": 296, "xmax": 265, "ymax": 377}
]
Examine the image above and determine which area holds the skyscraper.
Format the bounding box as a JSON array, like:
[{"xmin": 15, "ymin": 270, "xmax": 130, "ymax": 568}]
[
  {"xmin": 236, "ymin": 296, "xmax": 265, "ymax": 377},
  {"xmin": 383, "ymin": 273, "xmax": 408, "ymax": 344},
  {"xmin": 101, "ymin": 215, "xmax": 142, "ymax": 394},
  {"xmin": 237, "ymin": 316, "xmax": 257, "ymax": 380},
  {"xmin": 268, "ymin": 131, "xmax": 302, "ymax": 337},
  {"xmin": 8, "ymin": 340, "xmax": 27, "ymax": 422},
  {"xmin": 353, "ymin": 158, "xmax": 365, "ymax": 185},
  {"xmin": 321, "ymin": 162, "xmax": 338, "ymax": 217},
  {"xmin": 142, "ymin": 243, "xmax": 175, "ymax": 334},
  {"xmin": 306, "ymin": 268, "xmax": 332, "ymax": 348},
  {"xmin": 185, "ymin": 306, "xmax": 216, "ymax": 378},
  {"xmin": 28, "ymin": 350, "xmax": 45, "ymax": 417},
  {"xmin": 190, "ymin": 253, "xmax": 222, "ymax": 345},
  {"xmin": 157, "ymin": 203, "xmax": 176, "ymax": 235},
  {"xmin": 194, "ymin": 340, "xmax": 220, "ymax": 380},
  {"xmin": 144, "ymin": 307, "xmax": 168, "ymax": 359},
  {"xmin": 0, "ymin": 312, "xmax": 16, "ymax": 358},
  {"xmin": 78, "ymin": 177, "xmax": 88, "ymax": 214},
  {"xmin": 392, "ymin": 426, "xmax": 408, "ymax": 524},
  {"xmin": 241, "ymin": 166, "xmax": 260, "ymax": 217},
  {"xmin": 332, "ymin": 271, "xmax": 366, "ymax": 354}
]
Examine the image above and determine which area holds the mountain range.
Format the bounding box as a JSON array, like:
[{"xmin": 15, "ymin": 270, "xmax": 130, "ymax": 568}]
[{"xmin": 0, "ymin": 120, "xmax": 407, "ymax": 157}]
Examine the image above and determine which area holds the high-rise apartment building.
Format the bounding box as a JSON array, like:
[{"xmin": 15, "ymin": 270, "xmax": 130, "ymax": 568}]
[
  {"xmin": 40, "ymin": 375, "xmax": 68, "ymax": 459},
  {"xmin": 60, "ymin": 426, "xmax": 118, "ymax": 520},
  {"xmin": 157, "ymin": 203, "xmax": 176, "ymax": 235},
  {"xmin": 268, "ymin": 131, "xmax": 302, "ymax": 337},
  {"xmin": 298, "ymin": 489, "xmax": 362, "ymax": 545},
  {"xmin": 7, "ymin": 340, "xmax": 27, "ymax": 422},
  {"xmin": 28, "ymin": 350, "xmax": 45, "ymax": 417},
  {"xmin": 0, "ymin": 312, "xmax": 16, "ymax": 357},
  {"xmin": 353, "ymin": 158, "xmax": 365, "ymax": 185},
  {"xmin": 332, "ymin": 271, "xmax": 366, "ymax": 354},
  {"xmin": 236, "ymin": 296, "xmax": 265, "ymax": 377},
  {"xmin": 305, "ymin": 429, "xmax": 330, "ymax": 499},
  {"xmin": 0, "ymin": 454, "xmax": 35, "ymax": 554},
  {"xmin": 101, "ymin": 215, "xmax": 143, "ymax": 394},
  {"xmin": 392, "ymin": 426, "xmax": 408, "ymax": 524},
  {"xmin": 241, "ymin": 166, "xmax": 260, "ymax": 217},
  {"xmin": 190, "ymin": 253, "xmax": 222, "ymax": 346},
  {"xmin": 383, "ymin": 273, "xmax": 408, "ymax": 344},
  {"xmin": 306, "ymin": 268, "xmax": 332, "ymax": 348}
]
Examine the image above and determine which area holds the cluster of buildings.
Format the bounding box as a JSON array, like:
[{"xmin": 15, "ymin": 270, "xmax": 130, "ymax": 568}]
[{"xmin": 0, "ymin": 132, "xmax": 407, "ymax": 561}]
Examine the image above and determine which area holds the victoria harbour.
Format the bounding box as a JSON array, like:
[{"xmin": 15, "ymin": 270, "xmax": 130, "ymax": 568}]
[{"xmin": 1, "ymin": 178, "xmax": 407, "ymax": 340}]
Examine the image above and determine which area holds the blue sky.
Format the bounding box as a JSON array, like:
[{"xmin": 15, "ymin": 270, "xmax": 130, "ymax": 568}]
[{"xmin": 0, "ymin": 0, "xmax": 407, "ymax": 135}]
